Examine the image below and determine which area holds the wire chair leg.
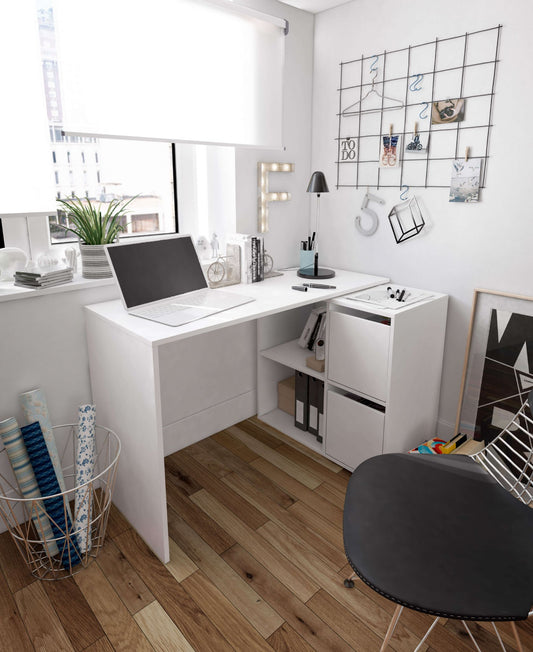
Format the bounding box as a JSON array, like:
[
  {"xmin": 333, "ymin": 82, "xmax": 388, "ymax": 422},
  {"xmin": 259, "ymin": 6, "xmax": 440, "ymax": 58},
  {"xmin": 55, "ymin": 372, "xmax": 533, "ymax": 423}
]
[
  {"xmin": 461, "ymin": 621, "xmax": 482, "ymax": 652},
  {"xmin": 510, "ymin": 621, "xmax": 524, "ymax": 652},
  {"xmin": 380, "ymin": 605, "xmax": 403, "ymax": 652},
  {"xmin": 490, "ymin": 622, "xmax": 507, "ymax": 651},
  {"xmin": 413, "ymin": 616, "xmax": 440, "ymax": 652}
]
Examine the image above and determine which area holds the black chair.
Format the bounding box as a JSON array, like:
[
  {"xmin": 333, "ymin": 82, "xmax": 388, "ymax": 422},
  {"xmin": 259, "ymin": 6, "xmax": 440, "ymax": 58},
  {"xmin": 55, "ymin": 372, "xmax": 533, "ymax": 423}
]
[{"xmin": 343, "ymin": 390, "xmax": 533, "ymax": 651}]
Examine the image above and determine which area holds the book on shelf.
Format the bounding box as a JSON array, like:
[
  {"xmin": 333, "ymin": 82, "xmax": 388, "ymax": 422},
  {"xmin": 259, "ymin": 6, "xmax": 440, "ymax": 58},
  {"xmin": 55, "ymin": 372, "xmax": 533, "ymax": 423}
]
[
  {"xmin": 298, "ymin": 305, "xmax": 327, "ymax": 349},
  {"xmin": 227, "ymin": 234, "xmax": 252, "ymax": 284},
  {"xmin": 250, "ymin": 236, "xmax": 264, "ymax": 283}
]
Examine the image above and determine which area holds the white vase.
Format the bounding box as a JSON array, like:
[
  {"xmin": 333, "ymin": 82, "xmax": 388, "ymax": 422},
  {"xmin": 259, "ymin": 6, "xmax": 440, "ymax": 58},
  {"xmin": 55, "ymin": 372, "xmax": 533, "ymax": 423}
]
[
  {"xmin": 0, "ymin": 247, "xmax": 28, "ymax": 281},
  {"xmin": 79, "ymin": 243, "xmax": 112, "ymax": 279}
]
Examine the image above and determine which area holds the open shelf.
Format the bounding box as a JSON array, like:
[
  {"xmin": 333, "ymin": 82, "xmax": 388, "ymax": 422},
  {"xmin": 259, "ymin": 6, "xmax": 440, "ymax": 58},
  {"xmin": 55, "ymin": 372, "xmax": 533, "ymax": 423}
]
[
  {"xmin": 259, "ymin": 339, "xmax": 325, "ymax": 381},
  {"xmin": 257, "ymin": 408, "xmax": 324, "ymax": 454}
]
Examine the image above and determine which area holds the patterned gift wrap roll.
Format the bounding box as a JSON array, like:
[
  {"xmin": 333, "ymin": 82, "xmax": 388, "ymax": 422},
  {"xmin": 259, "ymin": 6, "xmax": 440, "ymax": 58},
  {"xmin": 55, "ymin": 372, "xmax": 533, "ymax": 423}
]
[
  {"xmin": 75, "ymin": 404, "xmax": 96, "ymax": 553},
  {"xmin": 0, "ymin": 418, "xmax": 59, "ymax": 556},
  {"xmin": 19, "ymin": 388, "xmax": 72, "ymax": 522},
  {"xmin": 21, "ymin": 422, "xmax": 81, "ymax": 569}
]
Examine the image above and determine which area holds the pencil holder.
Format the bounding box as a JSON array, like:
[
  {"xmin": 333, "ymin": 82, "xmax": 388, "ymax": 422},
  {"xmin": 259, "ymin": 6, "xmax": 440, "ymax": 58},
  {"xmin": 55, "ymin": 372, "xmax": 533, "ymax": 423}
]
[{"xmin": 299, "ymin": 250, "xmax": 315, "ymax": 272}]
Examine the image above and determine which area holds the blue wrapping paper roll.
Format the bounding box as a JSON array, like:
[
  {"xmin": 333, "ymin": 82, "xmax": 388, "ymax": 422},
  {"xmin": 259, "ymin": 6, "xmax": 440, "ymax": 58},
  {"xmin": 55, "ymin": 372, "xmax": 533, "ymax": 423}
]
[
  {"xmin": 21, "ymin": 422, "xmax": 81, "ymax": 569},
  {"xmin": 0, "ymin": 417, "xmax": 59, "ymax": 556},
  {"xmin": 75, "ymin": 404, "xmax": 96, "ymax": 553}
]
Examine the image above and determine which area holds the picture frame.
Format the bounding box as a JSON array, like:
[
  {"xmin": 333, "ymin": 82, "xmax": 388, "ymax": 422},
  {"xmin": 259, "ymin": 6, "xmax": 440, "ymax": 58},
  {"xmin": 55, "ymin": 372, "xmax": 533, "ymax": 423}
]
[{"xmin": 455, "ymin": 289, "xmax": 533, "ymax": 442}]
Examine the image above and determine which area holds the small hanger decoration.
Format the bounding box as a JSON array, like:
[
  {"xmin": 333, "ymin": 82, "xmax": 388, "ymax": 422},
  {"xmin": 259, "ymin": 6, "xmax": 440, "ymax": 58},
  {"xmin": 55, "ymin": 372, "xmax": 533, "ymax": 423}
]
[
  {"xmin": 342, "ymin": 66, "xmax": 404, "ymax": 116},
  {"xmin": 380, "ymin": 124, "xmax": 401, "ymax": 168}
]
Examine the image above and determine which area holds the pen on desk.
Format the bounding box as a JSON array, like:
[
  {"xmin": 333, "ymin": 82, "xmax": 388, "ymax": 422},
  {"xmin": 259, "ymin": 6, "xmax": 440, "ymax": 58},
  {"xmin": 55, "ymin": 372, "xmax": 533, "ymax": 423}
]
[
  {"xmin": 292, "ymin": 285, "xmax": 308, "ymax": 292},
  {"xmin": 303, "ymin": 283, "xmax": 337, "ymax": 289}
]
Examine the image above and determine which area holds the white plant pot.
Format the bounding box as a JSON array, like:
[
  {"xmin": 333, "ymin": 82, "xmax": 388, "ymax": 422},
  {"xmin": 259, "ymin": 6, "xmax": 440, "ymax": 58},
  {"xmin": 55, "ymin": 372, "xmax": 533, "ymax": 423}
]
[{"xmin": 79, "ymin": 244, "xmax": 112, "ymax": 279}]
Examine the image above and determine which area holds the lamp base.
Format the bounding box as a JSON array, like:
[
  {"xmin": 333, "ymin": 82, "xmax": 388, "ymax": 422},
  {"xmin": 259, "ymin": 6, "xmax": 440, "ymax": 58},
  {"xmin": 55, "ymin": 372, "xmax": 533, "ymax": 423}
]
[{"xmin": 297, "ymin": 267, "xmax": 336, "ymax": 280}]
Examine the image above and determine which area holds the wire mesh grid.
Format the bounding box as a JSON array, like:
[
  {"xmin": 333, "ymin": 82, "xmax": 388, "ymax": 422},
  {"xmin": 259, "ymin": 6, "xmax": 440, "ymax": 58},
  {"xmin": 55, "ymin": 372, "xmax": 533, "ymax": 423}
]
[
  {"xmin": 470, "ymin": 398, "xmax": 533, "ymax": 505},
  {"xmin": 0, "ymin": 424, "xmax": 120, "ymax": 580}
]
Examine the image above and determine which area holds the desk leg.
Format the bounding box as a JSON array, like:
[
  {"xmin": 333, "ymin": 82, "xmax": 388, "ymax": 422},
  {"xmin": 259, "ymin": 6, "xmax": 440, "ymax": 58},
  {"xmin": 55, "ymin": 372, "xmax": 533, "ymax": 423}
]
[{"xmin": 86, "ymin": 313, "xmax": 170, "ymax": 563}]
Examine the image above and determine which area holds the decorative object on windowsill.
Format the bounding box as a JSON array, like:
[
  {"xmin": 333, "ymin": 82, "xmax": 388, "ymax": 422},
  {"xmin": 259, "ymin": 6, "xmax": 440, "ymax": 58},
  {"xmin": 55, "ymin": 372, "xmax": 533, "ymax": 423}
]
[
  {"xmin": 0, "ymin": 421, "xmax": 120, "ymax": 579},
  {"xmin": 14, "ymin": 264, "xmax": 74, "ymax": 289},
  {"xmin": 0, "ymin": 247, "xmax": 27, "ymax": 281},
  {"xmin": 63, "ymin": 246, "xmax": 79, "ymax": 273},
  {"xmin": 56, "ymin": 195, "xmax": 137, "ymax": 278},
  {"xmin": 449, "ymin": 149, "xmax": 481, "ymax": 203},
  {"xmin": 297, "ymin": 171, "xmax": 335, "ymax": 280},
  {"xmin": 387, "ymin": 196, "xmax": 426, "ymax": 244},
  {"xmin": 257, "ymin": 162, "xmax": 294, "ymax": 233},
  {"xmin": 355, "ymin": 191, "xmax": 384, "ymax": 236},
  {"xmin": 205, "ymin": 244, "xmax": 242, "ymax": 288}
]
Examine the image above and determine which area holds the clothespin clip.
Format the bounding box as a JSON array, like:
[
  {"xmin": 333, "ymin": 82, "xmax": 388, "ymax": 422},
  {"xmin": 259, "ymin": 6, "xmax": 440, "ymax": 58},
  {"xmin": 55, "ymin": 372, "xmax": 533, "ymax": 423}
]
[
  {"xmin": 465, "ymin": 147, "xmax": 469, "ymax": 162},
  {"xmin": 389, "ymin": 124, "xmax": 393, "ymax": 137},
  {"xmin": 414, "ymin": 121, "xmax": 418, "ymax": 136}
]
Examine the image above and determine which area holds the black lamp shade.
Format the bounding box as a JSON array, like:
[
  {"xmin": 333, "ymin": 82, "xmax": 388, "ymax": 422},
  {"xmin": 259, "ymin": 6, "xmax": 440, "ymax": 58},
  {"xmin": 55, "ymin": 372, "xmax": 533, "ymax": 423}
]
[{"xmin": 306, "ymin": 171, "xmax": 329, "ymax": 194}]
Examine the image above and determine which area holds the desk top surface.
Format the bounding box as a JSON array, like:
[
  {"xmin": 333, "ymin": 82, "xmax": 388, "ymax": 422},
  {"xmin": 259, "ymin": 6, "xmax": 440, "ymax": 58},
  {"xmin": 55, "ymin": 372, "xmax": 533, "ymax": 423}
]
[{"xmin": 85, "ymin": 268, "xmax": 389, "ymax": 346}]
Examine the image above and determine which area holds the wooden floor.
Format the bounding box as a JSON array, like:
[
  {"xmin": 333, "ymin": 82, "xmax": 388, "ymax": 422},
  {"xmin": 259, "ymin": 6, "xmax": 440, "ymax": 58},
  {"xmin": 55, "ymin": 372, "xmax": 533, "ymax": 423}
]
[{"xmin": 1, "ymin": 416, "xmax": 533, "ymax": 651}]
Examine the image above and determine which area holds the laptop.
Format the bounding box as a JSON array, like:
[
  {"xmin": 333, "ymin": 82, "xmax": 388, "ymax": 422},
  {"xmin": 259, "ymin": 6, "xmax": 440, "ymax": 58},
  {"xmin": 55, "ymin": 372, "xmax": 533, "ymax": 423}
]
[{"xmin": 105, "ymin": 235, "xmax": 254, "ymax": 326}]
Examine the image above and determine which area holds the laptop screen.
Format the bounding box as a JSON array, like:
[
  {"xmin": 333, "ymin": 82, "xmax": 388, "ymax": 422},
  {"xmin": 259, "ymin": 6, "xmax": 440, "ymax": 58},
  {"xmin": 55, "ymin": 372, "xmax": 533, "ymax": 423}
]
[{"xmin": 106, "ymin": 235, "xmax": 208, "ymax": 308}]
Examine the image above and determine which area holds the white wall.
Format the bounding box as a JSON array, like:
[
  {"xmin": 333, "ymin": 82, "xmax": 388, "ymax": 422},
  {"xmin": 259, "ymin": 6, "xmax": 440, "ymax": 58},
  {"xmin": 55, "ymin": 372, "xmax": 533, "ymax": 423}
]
[{"xmin": 312, "ymin": 0, "xmax": 533, "ymax": 435}]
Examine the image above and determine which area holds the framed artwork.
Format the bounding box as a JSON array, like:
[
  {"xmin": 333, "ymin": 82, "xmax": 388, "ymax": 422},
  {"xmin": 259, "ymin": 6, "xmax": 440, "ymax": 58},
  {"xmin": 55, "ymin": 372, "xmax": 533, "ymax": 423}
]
[
  {"xmin": 431, "ymin": 98, "xmax": 465, "ymax": 125},
  {"xmin": 455, "ymin": 289, "xmax": 533, "ymax": 442}
]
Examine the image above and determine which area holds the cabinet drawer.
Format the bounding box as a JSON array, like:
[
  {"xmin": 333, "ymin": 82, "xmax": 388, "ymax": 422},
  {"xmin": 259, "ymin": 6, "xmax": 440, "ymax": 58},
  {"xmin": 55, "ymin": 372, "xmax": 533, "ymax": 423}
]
[
  {"xmin": 325, "ymin": 391, "xmax": 384, "ymax": 471},
  {"xmin": 328, "ymin": 310, "xmax": 390, "ymax": 401}
]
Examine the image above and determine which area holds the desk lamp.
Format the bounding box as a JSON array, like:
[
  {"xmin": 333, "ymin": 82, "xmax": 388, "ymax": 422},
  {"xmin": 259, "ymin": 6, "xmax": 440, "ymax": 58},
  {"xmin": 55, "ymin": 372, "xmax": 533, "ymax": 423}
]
[{"xmin": 298, "ymin": 171, "xmax": 335, "ymax": 279}]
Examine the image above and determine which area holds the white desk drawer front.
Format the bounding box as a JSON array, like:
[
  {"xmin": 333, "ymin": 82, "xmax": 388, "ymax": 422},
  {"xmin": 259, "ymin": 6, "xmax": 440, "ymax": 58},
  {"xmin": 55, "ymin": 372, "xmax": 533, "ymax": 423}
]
[
  {"xmin": 328, "ymin": 310, "xmax": 390, "ymax": 402},
  {"xmin": 325, "ymin": 391, "xmax": 384, "ymax": 471}
]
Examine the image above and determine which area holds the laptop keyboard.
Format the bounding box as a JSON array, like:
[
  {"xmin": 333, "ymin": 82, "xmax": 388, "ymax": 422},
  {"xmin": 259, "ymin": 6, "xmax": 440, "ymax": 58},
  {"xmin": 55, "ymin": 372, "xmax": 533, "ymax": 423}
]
[{"xmin": 176, "ymin": 289, "xmax": 245, "ymax": 309}]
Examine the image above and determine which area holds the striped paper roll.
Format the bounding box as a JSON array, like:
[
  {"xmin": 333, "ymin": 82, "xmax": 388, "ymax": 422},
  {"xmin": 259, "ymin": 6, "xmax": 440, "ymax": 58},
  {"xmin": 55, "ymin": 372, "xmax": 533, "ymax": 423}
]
[
  {"xmin": 21, "ymin": 422, "xmax": 81, "ymax": 569},
  {"xmin": 0, "ymin": 417, "xmax": 59, "ymax": 556},
  {"xmin": 75, "ymin": 404, "xmax": 96, "ymax": 553},
  {"xmin": 19, "ymin": 388, "xmax": 72, "ymax": 521}
]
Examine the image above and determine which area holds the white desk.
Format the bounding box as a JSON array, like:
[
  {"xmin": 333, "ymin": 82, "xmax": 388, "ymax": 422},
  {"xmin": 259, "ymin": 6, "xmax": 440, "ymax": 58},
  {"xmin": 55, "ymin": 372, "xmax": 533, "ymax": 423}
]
[{"xmin": 85, "ymin": 268, "xmax": 388, "ymax": 562}]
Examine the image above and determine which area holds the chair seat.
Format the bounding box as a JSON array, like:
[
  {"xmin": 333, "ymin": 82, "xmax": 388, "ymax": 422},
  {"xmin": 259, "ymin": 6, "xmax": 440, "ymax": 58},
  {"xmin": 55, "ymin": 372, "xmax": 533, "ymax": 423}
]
[{"xmin": 343, "ymin": 453, "xmax": 533, "ymax": 620}]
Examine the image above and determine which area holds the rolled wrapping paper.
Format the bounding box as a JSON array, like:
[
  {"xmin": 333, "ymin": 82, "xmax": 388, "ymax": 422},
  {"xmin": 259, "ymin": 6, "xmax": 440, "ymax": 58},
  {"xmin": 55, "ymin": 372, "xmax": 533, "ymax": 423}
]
[
  {"xmin": 0, "ymin": 418, "xmax": 59, "ymax": 556},
  {"xmin": 19, "ymin": 388, "xmax": 72, "ymax": 522},
  {"xmin": 75, "ymin": 404, "xmax": 96, "ymax": 553},
  {"xmin": 21, "ymin": 422, "xmax": 81, "ymax": 569}
]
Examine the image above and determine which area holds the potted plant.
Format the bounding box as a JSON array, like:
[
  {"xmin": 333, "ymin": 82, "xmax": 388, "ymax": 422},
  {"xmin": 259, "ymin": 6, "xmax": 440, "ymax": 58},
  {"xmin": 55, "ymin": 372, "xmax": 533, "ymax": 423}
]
[{"xmin": 56, "ymin": 195, "xmax": 136, "ymax": 278}]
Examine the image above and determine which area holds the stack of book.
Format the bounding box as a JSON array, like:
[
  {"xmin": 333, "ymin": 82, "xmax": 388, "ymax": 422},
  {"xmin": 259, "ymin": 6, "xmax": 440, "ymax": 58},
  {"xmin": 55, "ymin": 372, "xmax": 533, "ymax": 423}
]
[
  {"xmin": 14, "ymin": 265, "xmax": 74, "ymax": 289},
  {"xmin": 227, "ymin": 234, "xmax": 265, "ymax": 283}
]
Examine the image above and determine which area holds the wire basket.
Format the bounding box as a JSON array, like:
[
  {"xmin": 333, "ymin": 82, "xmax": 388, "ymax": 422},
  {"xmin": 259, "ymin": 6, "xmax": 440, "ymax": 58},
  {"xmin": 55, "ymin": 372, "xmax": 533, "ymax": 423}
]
[{"xmin": 0, "ymin": 424, "xmax": 120, "ymax": 580}]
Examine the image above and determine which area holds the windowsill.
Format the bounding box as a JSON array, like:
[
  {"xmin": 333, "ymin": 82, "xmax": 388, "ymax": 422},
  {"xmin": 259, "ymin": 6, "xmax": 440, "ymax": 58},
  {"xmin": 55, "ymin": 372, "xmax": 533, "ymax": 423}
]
[{"xmin": 0, "ymin": 274, "xmax": 116, "ymax": 303}]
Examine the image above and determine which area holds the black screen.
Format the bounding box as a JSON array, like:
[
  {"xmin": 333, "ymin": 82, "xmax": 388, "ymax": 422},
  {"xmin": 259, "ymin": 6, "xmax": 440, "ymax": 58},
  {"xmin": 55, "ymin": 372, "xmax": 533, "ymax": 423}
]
[{"xmin": 107, "ymin": 236, "xmax": 208, "ymax": 308}]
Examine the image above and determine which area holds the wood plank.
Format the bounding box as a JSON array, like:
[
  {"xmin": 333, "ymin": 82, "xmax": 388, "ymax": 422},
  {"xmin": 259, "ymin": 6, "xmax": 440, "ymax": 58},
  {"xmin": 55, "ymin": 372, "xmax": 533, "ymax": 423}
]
[
  {"xmin": 114, "ymin": 528, "xmax": 234, "ymax": 652},
  {"xmin": 223, "ymin": 470, "xmax": 346, "ymax": 570},
  {"xmin": 166, "ymin": 536, "xmax": 198, "ymax": 583},
  {"xmin": 307, "ymin": 589, "xmax": 383, "ymax": 651},
  {"xmin": 222, "ymin": 542, "xmax": 353, "ymax": 652},
  {"xmin": 96, "ymin": 538, "xmax": 155, "ymax": 614},
  {"xmin": 250, "ymin": 415, "xmax": 345, "ymax": 473},
  {"xmin": 251, "ymin": 456, "xmax": 344, "ymax": 529},
  {"xmin": 257, "ymin": 520, "xmax": 423, "ymax": 652},
  {"xmin": 106, "ymin": 501, "xmax": 132, "ymax": 539},
  {"xmin": 43, "ymin": 576, "xmax": 105, "ymax": 651},
  {"xmin": 165, "ymin": 453, "xmax": 204, "ymax": 495},
  {"xmin": 0, "ymin": 568, "xmax": 34, "ymax": 651},
  {"xmin": 0, "ymin": 530, "xmax": 35, "ymax": 593},
  {"xmin": 73, "ymin": 561, "xmax": 153, "ymax": 652},
  {"xmin": 169, "ymin": 450, "xmax": 268, "ymax": 530},
  {"xmin": 134, "ymin": 601, "xmax": 194, "ymax": 652},
  {"xmin": 267, "ymin": 622, "xmax": 316, "ymax": 652},
  {"xmin": 287, "ymin": 500, "xmax": 344, "ymax": 551},
  {"xmin": 182, "ymin": 569, "xmax": 274, "ymax": 651},
  {"xmin": 277, "ymin": 443, "xmax": 350, "ymax": 493},
  {"xmin": 234, "ymin": 417, "xmax": 285, "ymax": 449},
  {"xmin": 444, "ymin": 619, "xmax": 518, "ymax": 652},
  {"xmin": 83, "ymin": 637, "xmax": 115, "ymax": 652},
  {"xmin": 15, "ymin": 580, "xmax": 74, "ymax": 651},
  {"xmin": 314, "ymin": 482, "xmax": 347, "ymax": 510},
  {"xmin": 165, "ymin": 477, "xmax": 235, "ymax": 554},
  {"xmin": 184, "ymin": 437, "xmax": 242, "ymax": 476},
  {"xmin": 191, "ymin": 488, "xmax": 319, "ymax": 602},
  {"xmin": 211, "ymin": 429, "xmax": 259, "ymax": 464},
  {"xmin": 190, "ymin": 436, "xmax": 295, "ymax": 508},
  {"xmin": 168, "ymin": 511, "xmax": 283, "ymax": 639},
  {"xmin": 226, "ymin": 425, "xmax": 322, "ymax": 489}
]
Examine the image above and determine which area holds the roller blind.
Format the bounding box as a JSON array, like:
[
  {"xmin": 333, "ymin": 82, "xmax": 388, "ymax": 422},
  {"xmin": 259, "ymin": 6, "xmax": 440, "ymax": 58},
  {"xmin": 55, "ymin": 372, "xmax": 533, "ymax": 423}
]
[
  {"xmin": 0, "ymin": 0, "xmax": 56, "ymax": 216},
  {"xmin": 54, "ymin": 0, "xmax": 286, "ymax": 149}
]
